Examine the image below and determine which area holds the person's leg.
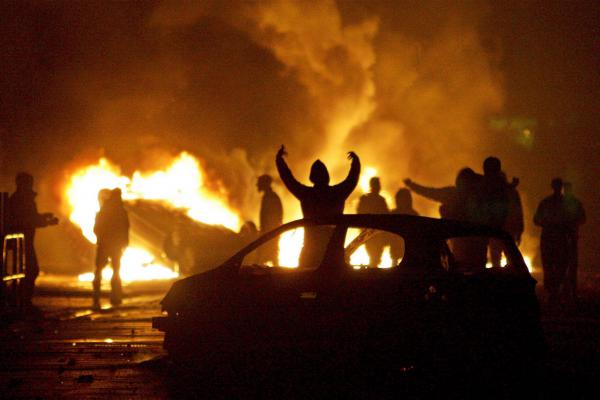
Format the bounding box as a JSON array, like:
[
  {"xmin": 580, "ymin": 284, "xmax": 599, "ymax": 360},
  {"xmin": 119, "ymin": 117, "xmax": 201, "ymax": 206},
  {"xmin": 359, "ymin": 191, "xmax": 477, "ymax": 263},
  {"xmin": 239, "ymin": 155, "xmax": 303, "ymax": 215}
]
[
  {"xmin": 22, "ymin": 239, "xmax": 39, "ymax": 307},
  {"xmin": 541, "ymin": 238, "xmax": 557, "ymax": 304},
  {"xmin": 110, "ymin": 248, "xmax": 123, "ymax": 305},
  {"xmin": 365, "ymin": 241, "xmax": 382, "ymax": 268},
  {"xmin": 555, "ymin": 240, "xmax": 571, "ymax": 304},
  {"xmin": 93, "ymin": 246, "xmax": 107, "ymax": 308},
  {"xmin": 565, "ymin": 235, "xmax": 579, "ymax": 300},
  {"xmin": 489, "ymin": 239, "xmax": 503, "ymax": 268}
]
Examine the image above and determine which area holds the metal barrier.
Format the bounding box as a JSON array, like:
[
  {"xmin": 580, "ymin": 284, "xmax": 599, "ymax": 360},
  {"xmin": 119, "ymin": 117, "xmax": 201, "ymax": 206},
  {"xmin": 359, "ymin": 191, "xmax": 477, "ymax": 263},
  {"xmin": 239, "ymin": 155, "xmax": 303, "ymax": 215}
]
[
  {"xmin": 1, "ymin": 192, "xmax": 26, "ymax": 310},
  {"xmin": 1, "ymin": 233, "xmax": 26, "ymax": 308}
]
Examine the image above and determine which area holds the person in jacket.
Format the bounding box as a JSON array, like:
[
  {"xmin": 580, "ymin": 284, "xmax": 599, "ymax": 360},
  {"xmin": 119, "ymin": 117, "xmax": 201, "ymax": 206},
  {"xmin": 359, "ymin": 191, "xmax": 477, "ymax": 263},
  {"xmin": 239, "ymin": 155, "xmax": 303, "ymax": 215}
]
[
  {"xmin": 8, "ymin": 172, "xmax": 58, "ymax": 309},
  {"xmin": 93, "ymin": 188, "xmax": 129, "ymax": 308}
]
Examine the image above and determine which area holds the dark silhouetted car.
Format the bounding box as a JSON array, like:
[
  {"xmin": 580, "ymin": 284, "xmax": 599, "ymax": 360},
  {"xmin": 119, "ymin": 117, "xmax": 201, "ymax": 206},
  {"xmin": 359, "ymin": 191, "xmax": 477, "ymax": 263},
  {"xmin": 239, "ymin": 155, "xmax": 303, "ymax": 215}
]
[{"xmin": 153, "ymin": 215, "xmax": 545, "ymax": 396}]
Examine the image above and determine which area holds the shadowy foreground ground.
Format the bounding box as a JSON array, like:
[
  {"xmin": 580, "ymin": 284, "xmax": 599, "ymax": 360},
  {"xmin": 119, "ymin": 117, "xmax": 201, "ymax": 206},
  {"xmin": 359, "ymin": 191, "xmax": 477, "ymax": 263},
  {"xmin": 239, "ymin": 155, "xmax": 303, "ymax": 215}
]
[{"xmin": 0, "ymin": 274, "xmax": 599, "ymax": 399}]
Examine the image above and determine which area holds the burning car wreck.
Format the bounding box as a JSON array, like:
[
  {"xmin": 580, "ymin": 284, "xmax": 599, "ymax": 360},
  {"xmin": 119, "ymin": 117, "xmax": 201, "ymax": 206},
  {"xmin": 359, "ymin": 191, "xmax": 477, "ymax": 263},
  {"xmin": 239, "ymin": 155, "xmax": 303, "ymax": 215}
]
[
  {"xmin": 153, "ymin": 214, "xmax": 545, "ymax": 394},
  {"xmin": 127, "ymin": 199, "xmax": 243, "ymax": 275}
]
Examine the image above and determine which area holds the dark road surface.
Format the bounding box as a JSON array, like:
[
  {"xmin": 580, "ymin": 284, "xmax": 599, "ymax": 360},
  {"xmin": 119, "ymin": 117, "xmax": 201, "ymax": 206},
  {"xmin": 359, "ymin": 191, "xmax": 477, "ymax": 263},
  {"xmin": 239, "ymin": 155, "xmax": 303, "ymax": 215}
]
[
  {"xmin": 1, "ymin": 274, "xmax": 599, "ymax": 399},
  {"xmin": 0, "ymin": 276, "xmax": 170, "ymax": 399}
]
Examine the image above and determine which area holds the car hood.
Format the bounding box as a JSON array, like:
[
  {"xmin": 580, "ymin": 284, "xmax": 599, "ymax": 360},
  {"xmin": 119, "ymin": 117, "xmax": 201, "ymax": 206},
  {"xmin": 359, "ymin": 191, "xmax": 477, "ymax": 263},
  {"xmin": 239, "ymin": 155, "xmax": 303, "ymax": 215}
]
[{"xmin": 161, "ymin": 263, "xmax": 237, "ymax": 311}]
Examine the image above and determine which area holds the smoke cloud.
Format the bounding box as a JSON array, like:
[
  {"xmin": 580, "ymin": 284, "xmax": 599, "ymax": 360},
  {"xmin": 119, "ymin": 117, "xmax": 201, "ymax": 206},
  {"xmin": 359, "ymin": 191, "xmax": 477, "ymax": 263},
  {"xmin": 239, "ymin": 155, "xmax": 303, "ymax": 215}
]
[{"xmin": 2, "ymin": 1, "xmax": 597, "ymax": 273}]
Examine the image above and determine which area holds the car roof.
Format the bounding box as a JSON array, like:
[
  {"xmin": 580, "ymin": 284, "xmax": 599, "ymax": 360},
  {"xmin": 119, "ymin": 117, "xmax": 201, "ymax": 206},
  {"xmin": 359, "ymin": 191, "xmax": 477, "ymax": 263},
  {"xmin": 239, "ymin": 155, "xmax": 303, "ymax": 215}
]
[{"xmin": 270, "ymin": 214, "xmax": 512, "ymax": 241}]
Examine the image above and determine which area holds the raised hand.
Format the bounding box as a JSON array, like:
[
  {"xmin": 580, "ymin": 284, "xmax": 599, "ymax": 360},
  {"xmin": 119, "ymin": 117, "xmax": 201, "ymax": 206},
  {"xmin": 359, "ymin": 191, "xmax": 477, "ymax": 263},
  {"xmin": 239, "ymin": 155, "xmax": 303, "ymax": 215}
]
[
  {"xmin": 277, "ymin": 145, "xmax": 287, "ymax": 158},
  {"xmin": 347, "ymin": 151, "xmax": 358, "ymax": 162}
]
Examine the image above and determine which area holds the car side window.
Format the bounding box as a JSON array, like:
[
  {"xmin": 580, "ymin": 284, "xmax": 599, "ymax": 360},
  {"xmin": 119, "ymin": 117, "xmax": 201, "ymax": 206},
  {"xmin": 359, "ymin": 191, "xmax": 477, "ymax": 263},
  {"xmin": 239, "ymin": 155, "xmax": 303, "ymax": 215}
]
[
  {"xmin": 344, "ymin": 228, "xmax": 405, "ymax": 269},
  {"xmin": 445, "ymin": 235, "xmax": 521, "ymax": 273},
  {"xmin": 241, "ymin": 225, "xmax": 337, "ymax": 270}
]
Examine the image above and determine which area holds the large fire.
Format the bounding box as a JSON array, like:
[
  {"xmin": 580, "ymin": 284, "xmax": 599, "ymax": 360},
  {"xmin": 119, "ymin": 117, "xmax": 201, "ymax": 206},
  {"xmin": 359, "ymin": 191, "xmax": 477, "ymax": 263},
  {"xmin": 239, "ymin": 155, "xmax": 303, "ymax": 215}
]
[
  {"xmin": 67, "ymin": 152, "xmax": 240, "ymax": 282},
  {"xmin": 66, "ymin": 155, "xmax": 533, "ymax": 282}
]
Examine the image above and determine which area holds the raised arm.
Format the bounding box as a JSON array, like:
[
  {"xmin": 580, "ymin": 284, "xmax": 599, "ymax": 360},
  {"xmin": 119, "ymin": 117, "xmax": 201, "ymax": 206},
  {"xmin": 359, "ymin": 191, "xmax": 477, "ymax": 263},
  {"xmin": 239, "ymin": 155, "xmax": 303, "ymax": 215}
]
[
  {"xmin": 275, "ymin": 145, "xmax": 309, "ymax": 199},
  {"xmin": 403, "ymin": 179, "xmax": 455, "ymax": 204},
  {"xmin": 335, "ymin": 151, "xmax": 361, "ymax": 198}
]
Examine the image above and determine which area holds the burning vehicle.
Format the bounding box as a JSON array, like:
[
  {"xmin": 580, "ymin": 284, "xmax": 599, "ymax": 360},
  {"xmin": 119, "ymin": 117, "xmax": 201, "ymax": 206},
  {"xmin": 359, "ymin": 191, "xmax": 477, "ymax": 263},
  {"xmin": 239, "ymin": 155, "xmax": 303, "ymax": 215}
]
[
  {"xmin": 153, "ymin": 214, "xmax": 545, "ymax": 392},
  {"xmin": 127, "ymin": 199, "xmax": 243, "ymax": 275}
]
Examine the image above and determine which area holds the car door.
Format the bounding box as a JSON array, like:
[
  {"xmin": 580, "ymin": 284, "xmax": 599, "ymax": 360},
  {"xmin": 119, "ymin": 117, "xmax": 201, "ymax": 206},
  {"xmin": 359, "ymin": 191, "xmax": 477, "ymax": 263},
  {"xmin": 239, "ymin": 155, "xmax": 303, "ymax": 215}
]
[{"xmin": 235, "ymin": 224, "xmax": 339, "ymax": 351}]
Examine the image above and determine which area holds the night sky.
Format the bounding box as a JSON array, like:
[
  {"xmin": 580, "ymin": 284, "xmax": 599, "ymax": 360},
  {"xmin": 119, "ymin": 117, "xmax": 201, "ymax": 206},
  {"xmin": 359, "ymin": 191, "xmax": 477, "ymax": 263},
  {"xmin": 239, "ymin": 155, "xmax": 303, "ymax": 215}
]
[{"xmin": 1, "ymin": 1, "xmax": 598, "ymax": 271}]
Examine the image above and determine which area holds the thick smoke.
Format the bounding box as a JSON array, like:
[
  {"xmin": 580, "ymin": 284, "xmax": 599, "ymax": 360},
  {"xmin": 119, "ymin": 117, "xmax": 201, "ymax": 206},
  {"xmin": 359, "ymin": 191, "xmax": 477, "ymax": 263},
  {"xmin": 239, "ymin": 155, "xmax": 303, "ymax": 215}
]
[
  {"xmin": 149, "ymin": 1, "xmax": 504, "ymax": 213},
  {"xmin": 2, "ymin": 1, "xmax": 596, "ymax": 273}
]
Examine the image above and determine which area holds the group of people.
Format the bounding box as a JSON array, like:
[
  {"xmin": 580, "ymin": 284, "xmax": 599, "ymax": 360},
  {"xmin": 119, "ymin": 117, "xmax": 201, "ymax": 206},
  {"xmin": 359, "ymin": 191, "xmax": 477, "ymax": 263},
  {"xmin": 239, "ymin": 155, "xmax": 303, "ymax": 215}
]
[
  {"xmin": 4, "ymin": 147, "xmax": 586, "ymax": 311},
  {"xmin": 356, "ymin": 178, "xmax": 417, "ymax": 267},
  {"xmin": 403, "ymin": 157, "xmax": 524, "ymax": 271},
  {"xmin": 257, "ymin": 148, "xmax": 585, "ymax": 304}
]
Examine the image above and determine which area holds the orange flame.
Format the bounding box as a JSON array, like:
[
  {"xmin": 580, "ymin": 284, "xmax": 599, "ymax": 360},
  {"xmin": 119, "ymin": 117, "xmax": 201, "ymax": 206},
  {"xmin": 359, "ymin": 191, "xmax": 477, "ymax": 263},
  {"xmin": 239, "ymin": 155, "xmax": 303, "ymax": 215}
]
[{"xmin": 66, "ymin": 152, "xmax": 241, "ymax": 282}]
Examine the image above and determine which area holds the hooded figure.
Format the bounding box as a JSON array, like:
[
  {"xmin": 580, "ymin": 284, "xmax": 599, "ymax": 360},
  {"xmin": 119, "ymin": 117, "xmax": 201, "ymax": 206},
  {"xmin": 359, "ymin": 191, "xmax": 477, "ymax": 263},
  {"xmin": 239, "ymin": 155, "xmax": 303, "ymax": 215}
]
[{"xmin": 276, "ymin": 145, "xmax": 360, "ymax": 268}]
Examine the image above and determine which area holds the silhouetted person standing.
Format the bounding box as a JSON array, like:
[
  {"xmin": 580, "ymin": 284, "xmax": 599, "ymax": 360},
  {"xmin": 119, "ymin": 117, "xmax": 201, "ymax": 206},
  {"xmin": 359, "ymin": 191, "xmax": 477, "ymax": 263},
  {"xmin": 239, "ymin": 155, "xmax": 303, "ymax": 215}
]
[
  {"xmin": 8, "ymin": 172, "xmax": 58, "ymax": 309},
  {"xmin": 93, "ymin": 188, "xmax": 129, "ymax": 308},
  {"xmin": 276, "ymin": 145, "xmax": 360, "ymax": 268},
  {"xmin": 357, "ymin": 177, "xmax": 389, "ymax": 267},
  {"xmin": 563, "ymin": 182, "xmax": 586, "ymax": 300},
  {"xmin": 404, "ymin": 168, "xmax": 482, "ymax": 221},
  {"xmin": 481, "ymin": 157, "xmax": 511, "ymax": 268},
  {"xmin": 390, "ymin": 188, "xmax": 418, "ymax": 266},
  {"xmin": 256, "ymin": 174, "xmax": 283, "ymax": 264},
  {"xmin": 503, "ymin": 174, "xmax": 524, "ymax": 245},
  {"xmin": 534, "ymin": 178, "xmax": 570, "ymax": 305},
  {"xmin": 405, "ymin": 169, "xmax": 487, "ymax": 271}
]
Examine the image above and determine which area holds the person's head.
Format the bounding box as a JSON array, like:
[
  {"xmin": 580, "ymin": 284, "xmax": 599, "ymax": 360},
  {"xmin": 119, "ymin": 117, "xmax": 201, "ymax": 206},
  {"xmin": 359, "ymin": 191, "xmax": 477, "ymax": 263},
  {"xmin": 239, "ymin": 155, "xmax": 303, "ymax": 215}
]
[
  {"xmin": 369, "ymin": 177, "xmax": 381, "ymax": 194},
  {"xmin": 240, "ymin": 220, "xmax": 258, "ymax": 236},
  {"xmin": 309, "ymin": 159, "xmax": 330, "ymax": 186},
  {"xmin": 256, "ymin": 174, "xmax": 273, "ymax": 192},
  {"xmin": 551, "ymin": 178, "xmax": 563, "ymax": 195},
  {"xmin": 98, "ymin": 188, "xmax": 112, "ymax": 206},
  {"xmin": 395, "ymin": 188, "xmax": 412, "ymax": 210},
  {"xmin": 563, "ymin": 181, "xmax": 573, "ymax": 196},
  {"xmin": 455, "ymin": 168, "xmax": 478, "ymax": 192},
  {"xmin": 483, "ymin": 156, "xmax": 501, "ymax": 176},
  {"xmin": 110, "ymin": 188, "xmax": 123, "ymax": 204},
  {"xmin": 15, "ymin": 172, "xmax": 34, "ymax": 191}
]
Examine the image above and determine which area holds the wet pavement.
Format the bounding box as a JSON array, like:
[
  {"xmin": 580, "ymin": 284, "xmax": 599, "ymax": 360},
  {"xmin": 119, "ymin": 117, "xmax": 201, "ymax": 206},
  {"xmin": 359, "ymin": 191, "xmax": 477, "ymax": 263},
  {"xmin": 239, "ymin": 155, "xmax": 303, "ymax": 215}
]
[
  {"xmin": 0, "ymin": 275, "xmax": 171, "ymax": 399},
  {"xmin": 1, "ymin": 274, "xmax": 600, "ymax": 399}
]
